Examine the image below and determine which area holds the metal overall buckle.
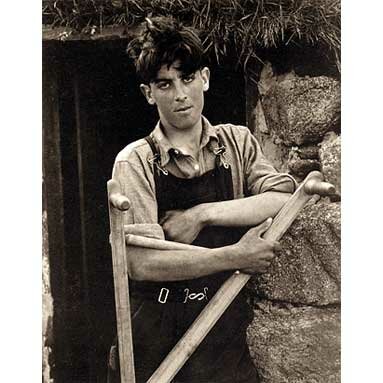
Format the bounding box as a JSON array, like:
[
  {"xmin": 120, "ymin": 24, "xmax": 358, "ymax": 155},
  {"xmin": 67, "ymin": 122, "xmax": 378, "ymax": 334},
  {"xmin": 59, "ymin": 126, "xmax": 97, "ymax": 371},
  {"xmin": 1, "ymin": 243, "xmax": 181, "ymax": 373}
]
[
  {"xmin": 148, "ymin": 154, "xmax": 169, "ymax": 175},
  {"xmin": 147, "ymin": 153, "xmax": 160, "ymax": 165},
  {"xmin": 213, "ymin": 145, "xmax": 229, "ymax": 169},
  {"xmin": 183, "ymin": 287, "xmax": 209, "ymax": 303},
  {"xmin": 158, "ymin": 287, "xmax": 170, "ymax": 304}
]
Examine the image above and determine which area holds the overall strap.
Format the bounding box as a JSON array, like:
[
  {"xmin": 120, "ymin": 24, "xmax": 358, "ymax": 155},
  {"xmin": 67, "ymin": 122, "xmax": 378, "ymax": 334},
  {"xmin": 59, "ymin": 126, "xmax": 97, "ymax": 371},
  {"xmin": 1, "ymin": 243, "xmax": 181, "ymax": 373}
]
[
  {"xmin": 145, "ymin": 134, "xmax": 158, "ymax": 156},
  {"xmin": 144, "ymin": 135, "xmax": 169, "ymax": 176},
  {"xmin": 145, "ymin": 133, "xmax": 229, "ymax": 173}
]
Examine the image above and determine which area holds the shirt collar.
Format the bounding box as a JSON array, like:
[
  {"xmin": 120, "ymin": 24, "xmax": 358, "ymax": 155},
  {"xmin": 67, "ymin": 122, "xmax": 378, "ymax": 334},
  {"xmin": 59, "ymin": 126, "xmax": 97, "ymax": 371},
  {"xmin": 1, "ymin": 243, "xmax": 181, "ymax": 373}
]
[{"xmin": 151, "ymin": 116, "xmax": 219, "ymax": 167}]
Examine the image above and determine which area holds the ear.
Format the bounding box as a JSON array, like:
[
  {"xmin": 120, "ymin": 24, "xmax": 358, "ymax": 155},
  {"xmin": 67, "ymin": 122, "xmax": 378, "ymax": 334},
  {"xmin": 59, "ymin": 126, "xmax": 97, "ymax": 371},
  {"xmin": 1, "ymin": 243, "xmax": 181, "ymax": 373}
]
[
  {"xmin": 140, "ymin": 84, "xmax": 156, "ymax": 105},
  {"xmin": 200, "ymin": 67, "xmax": 210, "ymax": 92}
]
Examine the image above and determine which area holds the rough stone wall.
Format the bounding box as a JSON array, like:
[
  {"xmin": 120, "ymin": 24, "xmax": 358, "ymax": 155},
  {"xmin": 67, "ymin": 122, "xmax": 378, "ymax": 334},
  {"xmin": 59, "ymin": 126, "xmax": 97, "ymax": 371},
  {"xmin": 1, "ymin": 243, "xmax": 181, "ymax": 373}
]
[
  {"xmin": 246, "ymin": 61, "xmax": 341, "ymax": 382},
  {"xmin": 252, "ymin": 62, "xmax": 341, "ymax": 189}
]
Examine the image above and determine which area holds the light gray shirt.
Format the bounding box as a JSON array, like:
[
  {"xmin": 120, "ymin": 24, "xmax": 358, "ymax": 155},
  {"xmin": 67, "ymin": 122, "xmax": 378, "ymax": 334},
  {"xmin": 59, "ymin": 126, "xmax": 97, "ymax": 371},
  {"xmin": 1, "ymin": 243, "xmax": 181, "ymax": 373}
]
[{"xmin": 112, "ymin": 116, "xmax": 297, "ymax": 225}]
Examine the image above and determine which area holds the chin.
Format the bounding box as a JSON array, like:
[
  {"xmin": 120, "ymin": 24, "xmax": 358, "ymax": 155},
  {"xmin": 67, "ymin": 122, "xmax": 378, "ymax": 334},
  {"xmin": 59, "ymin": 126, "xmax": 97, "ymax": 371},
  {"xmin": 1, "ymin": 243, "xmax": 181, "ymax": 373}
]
[
  {"xmin": 177, "ymin": 120, "xmax": 200, "ymax": 131},
  {"xmin": 170, "ymin": 114, "xmax": 201, "ymax": 130}
]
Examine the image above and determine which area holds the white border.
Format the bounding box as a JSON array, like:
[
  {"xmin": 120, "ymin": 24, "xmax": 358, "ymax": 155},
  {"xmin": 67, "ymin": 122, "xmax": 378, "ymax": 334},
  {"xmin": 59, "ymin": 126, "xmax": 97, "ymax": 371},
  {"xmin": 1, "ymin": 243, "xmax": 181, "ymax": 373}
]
[
  {"xmin": 0, "ymin": 2, "xmax": 41, "ymax": 381},
  {"xmin": 342, "ymin": 1, "xmax": 383, "ymax": 382}
]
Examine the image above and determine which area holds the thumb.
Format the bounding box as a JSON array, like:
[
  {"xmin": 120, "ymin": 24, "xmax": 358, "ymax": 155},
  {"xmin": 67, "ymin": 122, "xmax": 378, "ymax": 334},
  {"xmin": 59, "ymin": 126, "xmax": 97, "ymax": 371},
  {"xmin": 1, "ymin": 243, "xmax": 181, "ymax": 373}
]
[{"xmin": 255, "ymin": 217, "xmax": 273, "ymax": 237}]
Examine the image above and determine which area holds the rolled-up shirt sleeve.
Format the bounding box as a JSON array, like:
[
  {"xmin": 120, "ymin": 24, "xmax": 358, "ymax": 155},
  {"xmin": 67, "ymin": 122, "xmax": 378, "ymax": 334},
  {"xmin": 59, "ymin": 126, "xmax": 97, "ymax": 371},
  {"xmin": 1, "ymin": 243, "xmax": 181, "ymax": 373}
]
[{"xmin": 242, "ymin": 129, "xmax": 297, "ymax": 195}]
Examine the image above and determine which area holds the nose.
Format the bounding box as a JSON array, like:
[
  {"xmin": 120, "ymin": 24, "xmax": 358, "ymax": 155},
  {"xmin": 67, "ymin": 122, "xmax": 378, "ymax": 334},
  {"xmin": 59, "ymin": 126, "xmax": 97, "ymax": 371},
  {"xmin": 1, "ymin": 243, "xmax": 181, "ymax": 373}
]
[{"xmin": 174, "ymin": 83, "xmax": 187, "ymax": 102}]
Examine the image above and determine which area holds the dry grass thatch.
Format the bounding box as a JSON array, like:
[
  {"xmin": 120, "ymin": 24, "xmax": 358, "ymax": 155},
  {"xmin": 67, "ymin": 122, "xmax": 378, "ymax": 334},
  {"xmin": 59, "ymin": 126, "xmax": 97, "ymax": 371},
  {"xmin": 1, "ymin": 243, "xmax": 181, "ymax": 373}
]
[{"xmin": 42, "ymin": 0, "xmax": 340, "ymax": 70}]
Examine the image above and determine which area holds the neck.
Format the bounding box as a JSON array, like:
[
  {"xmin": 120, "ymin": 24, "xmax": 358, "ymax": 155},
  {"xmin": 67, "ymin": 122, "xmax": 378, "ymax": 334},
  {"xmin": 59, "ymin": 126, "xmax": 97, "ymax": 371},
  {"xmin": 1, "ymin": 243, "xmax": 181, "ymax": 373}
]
[{"xmin": 161, "ymin": 118, "xmax": 203, "ymax": 157}]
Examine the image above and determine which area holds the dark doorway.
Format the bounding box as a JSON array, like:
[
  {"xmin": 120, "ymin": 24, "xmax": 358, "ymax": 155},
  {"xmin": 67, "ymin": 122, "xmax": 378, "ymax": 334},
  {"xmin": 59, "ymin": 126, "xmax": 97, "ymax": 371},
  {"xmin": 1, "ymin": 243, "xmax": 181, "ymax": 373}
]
[{"xmin": 43, "ymin": 39, "xmax": 246, "ymax": 382}]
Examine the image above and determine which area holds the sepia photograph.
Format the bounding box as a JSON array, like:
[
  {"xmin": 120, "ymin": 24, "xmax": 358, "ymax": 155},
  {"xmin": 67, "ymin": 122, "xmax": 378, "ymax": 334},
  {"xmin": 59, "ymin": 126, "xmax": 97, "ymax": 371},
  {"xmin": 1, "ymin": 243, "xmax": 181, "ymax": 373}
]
[{"xmin": 41, "ymin": 1, "xmax": 341, "ymax": 382}]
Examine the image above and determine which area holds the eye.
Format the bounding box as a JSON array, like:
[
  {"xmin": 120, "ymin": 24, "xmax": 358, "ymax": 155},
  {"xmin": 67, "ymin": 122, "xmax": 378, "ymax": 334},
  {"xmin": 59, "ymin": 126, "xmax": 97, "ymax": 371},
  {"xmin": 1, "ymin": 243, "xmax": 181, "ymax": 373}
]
[
  {"xmin": 157, "ymin": 82, "xmax": 170, "ymax": 90},
  {"xmin": 183, "ymin": 75, "xmax": 195, "ymax": 83}
]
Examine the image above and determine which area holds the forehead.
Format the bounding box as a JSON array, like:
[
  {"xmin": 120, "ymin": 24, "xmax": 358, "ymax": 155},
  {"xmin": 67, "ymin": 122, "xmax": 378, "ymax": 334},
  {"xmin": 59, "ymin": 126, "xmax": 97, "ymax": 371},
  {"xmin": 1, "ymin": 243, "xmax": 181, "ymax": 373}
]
[
  {"xmin": 156, "ymin": 64, "xmax": 180, "ymax": 79},
  {"xmin": 155, "ymin": 60, "xmax": 195, "ymax": 80}
]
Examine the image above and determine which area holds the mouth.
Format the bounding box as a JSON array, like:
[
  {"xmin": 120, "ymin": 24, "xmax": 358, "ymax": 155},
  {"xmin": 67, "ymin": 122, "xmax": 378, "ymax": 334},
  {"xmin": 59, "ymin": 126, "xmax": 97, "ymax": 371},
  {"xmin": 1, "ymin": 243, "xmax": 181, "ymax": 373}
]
[{"xmin": 174, "ymin": 106, "xmax": 192, "ymax": 112}]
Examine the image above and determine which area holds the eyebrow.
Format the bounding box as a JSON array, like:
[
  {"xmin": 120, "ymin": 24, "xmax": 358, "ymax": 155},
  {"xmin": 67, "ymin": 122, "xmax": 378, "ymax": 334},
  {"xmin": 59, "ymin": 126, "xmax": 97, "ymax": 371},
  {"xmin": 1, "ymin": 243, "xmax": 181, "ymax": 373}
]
[
  {"xmin": 153, "ymin": 77, "xmax": 172, "ymax": 83},
  {"xmin": 152, "ymin": 68, "xmax": 197, "ymax": 84}
]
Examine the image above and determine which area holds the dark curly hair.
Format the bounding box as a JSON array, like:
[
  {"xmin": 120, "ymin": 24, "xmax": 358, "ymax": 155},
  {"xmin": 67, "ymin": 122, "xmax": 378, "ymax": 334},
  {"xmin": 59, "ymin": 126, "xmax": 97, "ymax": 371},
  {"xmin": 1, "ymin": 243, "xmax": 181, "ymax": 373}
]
[{"xmin": 126, "ymin": 16, "xmax": 205, "ymax": 84}]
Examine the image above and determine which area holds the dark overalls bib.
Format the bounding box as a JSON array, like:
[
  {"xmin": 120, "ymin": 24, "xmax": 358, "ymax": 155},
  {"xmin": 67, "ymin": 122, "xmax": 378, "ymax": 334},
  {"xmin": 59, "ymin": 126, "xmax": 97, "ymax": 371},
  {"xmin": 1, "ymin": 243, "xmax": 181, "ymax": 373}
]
[{"xmin": 108, "ymin": 135, "xmax": 258, "ymax": 383}]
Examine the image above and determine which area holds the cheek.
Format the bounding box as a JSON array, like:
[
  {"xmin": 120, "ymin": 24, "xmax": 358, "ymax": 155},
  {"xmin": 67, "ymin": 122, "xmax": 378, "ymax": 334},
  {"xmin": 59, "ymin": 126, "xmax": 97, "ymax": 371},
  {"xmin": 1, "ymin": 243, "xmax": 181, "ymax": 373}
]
[
  {"xmin": 191, "ymin": 89, "xmax": 204, "ymax": 107},
  {"xmin": 153, "ymin": 93, "xmax": 172, "ymax": 110},
  {"xmin": 155, "ymin": 99, "xmax": 175, "ymax": 119}
]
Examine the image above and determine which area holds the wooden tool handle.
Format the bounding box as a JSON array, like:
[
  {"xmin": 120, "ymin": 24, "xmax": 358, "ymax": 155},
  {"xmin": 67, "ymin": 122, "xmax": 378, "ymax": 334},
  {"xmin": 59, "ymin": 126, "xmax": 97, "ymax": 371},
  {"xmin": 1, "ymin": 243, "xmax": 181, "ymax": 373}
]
[
  {"xmin": 147, "ymin": 171, "xmax": 335, "ymax": 383},
  {"xmin": 126, "ymin": 234, "xmax": 205, "ymax": 251},
  {"xmin": 124, "ymin": 224, "xmax": 165, "ymax": 241},
  {"xmin": 107, "ymin": 179, "xmax": 136, "ymax": 383},
  {"xmin": 305, "ymin": 180, "xmax": 335, "ymax": 196},
  {"xmin": 108, "ymin": 179, "xmax": 131, "ymax": 211}
]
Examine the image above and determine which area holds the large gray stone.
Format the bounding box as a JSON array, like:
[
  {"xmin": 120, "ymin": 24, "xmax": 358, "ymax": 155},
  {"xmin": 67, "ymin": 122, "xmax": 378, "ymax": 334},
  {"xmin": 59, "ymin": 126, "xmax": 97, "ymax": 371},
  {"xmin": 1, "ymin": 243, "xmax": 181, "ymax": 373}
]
[
  {"xmin": 247, "ymin": 303, "xmax": 340, "ymax": 383},
  {"xmin": 287, "ymin": 146, "xmax": 321, "ymax": 181},
  {"xmin": 294, "ymin": 146, "xmax": 319, "ymax": 160},
  {"xmin": 249, "ymin": 202, "xmax": 341, "ymax": 305},
  {"xmin": 262, "ymin": 76, "xmax": 340, "ymax": 146},
  {"xmin": 252, "ymin": 96, "xmax": 290, "ymax": 173},
  {"xmin": 287, "ymin": 151, "xmax": 321, "ymax": 178},
  {"xmin": 319, "ymin": 132, "xmax": 341, "ymax": 195}
]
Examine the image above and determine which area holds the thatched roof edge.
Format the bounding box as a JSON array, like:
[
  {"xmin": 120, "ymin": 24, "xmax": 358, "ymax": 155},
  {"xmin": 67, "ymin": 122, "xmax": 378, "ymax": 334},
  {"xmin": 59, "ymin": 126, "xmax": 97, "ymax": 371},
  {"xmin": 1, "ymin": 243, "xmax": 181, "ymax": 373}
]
[{"xmin": 43, "ymin": 0, "xmax": 340, "ymax": 70}]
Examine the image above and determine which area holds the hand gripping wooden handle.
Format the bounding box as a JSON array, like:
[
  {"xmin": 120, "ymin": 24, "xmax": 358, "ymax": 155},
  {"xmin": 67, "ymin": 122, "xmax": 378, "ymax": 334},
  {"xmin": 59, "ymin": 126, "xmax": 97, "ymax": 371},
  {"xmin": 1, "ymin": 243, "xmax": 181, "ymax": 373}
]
[{"xmin": 147, "ymin": 171, "xmax": 335, "ymax": 383}]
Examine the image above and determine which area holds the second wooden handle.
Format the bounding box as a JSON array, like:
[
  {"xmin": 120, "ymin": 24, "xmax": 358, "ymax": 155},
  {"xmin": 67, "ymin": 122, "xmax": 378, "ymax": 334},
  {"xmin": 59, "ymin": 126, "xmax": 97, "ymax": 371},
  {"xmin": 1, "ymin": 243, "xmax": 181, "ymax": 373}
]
[{"xmin": 126, "ymin": 234, "xmax": 205, "ymax": 250}]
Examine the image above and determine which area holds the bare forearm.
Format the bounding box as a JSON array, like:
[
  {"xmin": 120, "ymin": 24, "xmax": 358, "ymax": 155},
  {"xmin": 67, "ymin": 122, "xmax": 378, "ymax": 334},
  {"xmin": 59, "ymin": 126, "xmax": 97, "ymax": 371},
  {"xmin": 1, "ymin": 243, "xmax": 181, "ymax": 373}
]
[
  {"xmin": 128, "ymin": 245, "xmax": 237, "ymax": 282},
  {"xmin": 199, "ymin": 191, "xmax": 291, "ymax": 227}
]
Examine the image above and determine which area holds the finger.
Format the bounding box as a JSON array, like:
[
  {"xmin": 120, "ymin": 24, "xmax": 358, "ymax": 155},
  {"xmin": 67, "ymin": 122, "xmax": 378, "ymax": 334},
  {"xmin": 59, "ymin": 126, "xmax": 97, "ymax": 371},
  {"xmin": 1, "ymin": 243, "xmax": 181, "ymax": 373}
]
[
  {"xmin": 159, "ymin": 213, "xmax": 169, "ymax": 225},
  {"xmin": 241, "ymin": 268, "xmax": 254, "ymax": 275},
  {"xmin": 262, "ymin": 239, "xmax": 281, "ymax": 252},
  {"xmin": 241, "ymin": 266, "xmax": 263, "ymax": 275},
  {"xmin": 159, "ymin": 210, "xmax": 176, "ymax": 225},
  {"xmin": 273, "ymin": 241, "xmax": 282, "ymax": 252},
  {"xmin": 255, "ymin": 217, "xmax": 273, "ymax": 238},
  {"xmin": 261, "ymin": 252, "xmax": 276, "ymax": 261},
  {"xmin": 160, "ymin": 218, "xmax": 170, "ymax": 229},
  {"xmin": 243, "ymin": 264, "xmax": 269, "ymax": 274},
  {"xmin": 261, "ymin": 258, "xmax": 273, "ymax": 266}
]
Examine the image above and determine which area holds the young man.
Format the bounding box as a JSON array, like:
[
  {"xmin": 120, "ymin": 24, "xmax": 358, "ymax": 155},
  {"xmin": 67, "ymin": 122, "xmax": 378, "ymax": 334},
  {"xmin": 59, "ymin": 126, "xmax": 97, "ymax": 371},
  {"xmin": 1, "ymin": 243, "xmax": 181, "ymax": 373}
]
[{"xmin": 108, "ymin": 16, "xmax": 296, "ymax": 383}]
